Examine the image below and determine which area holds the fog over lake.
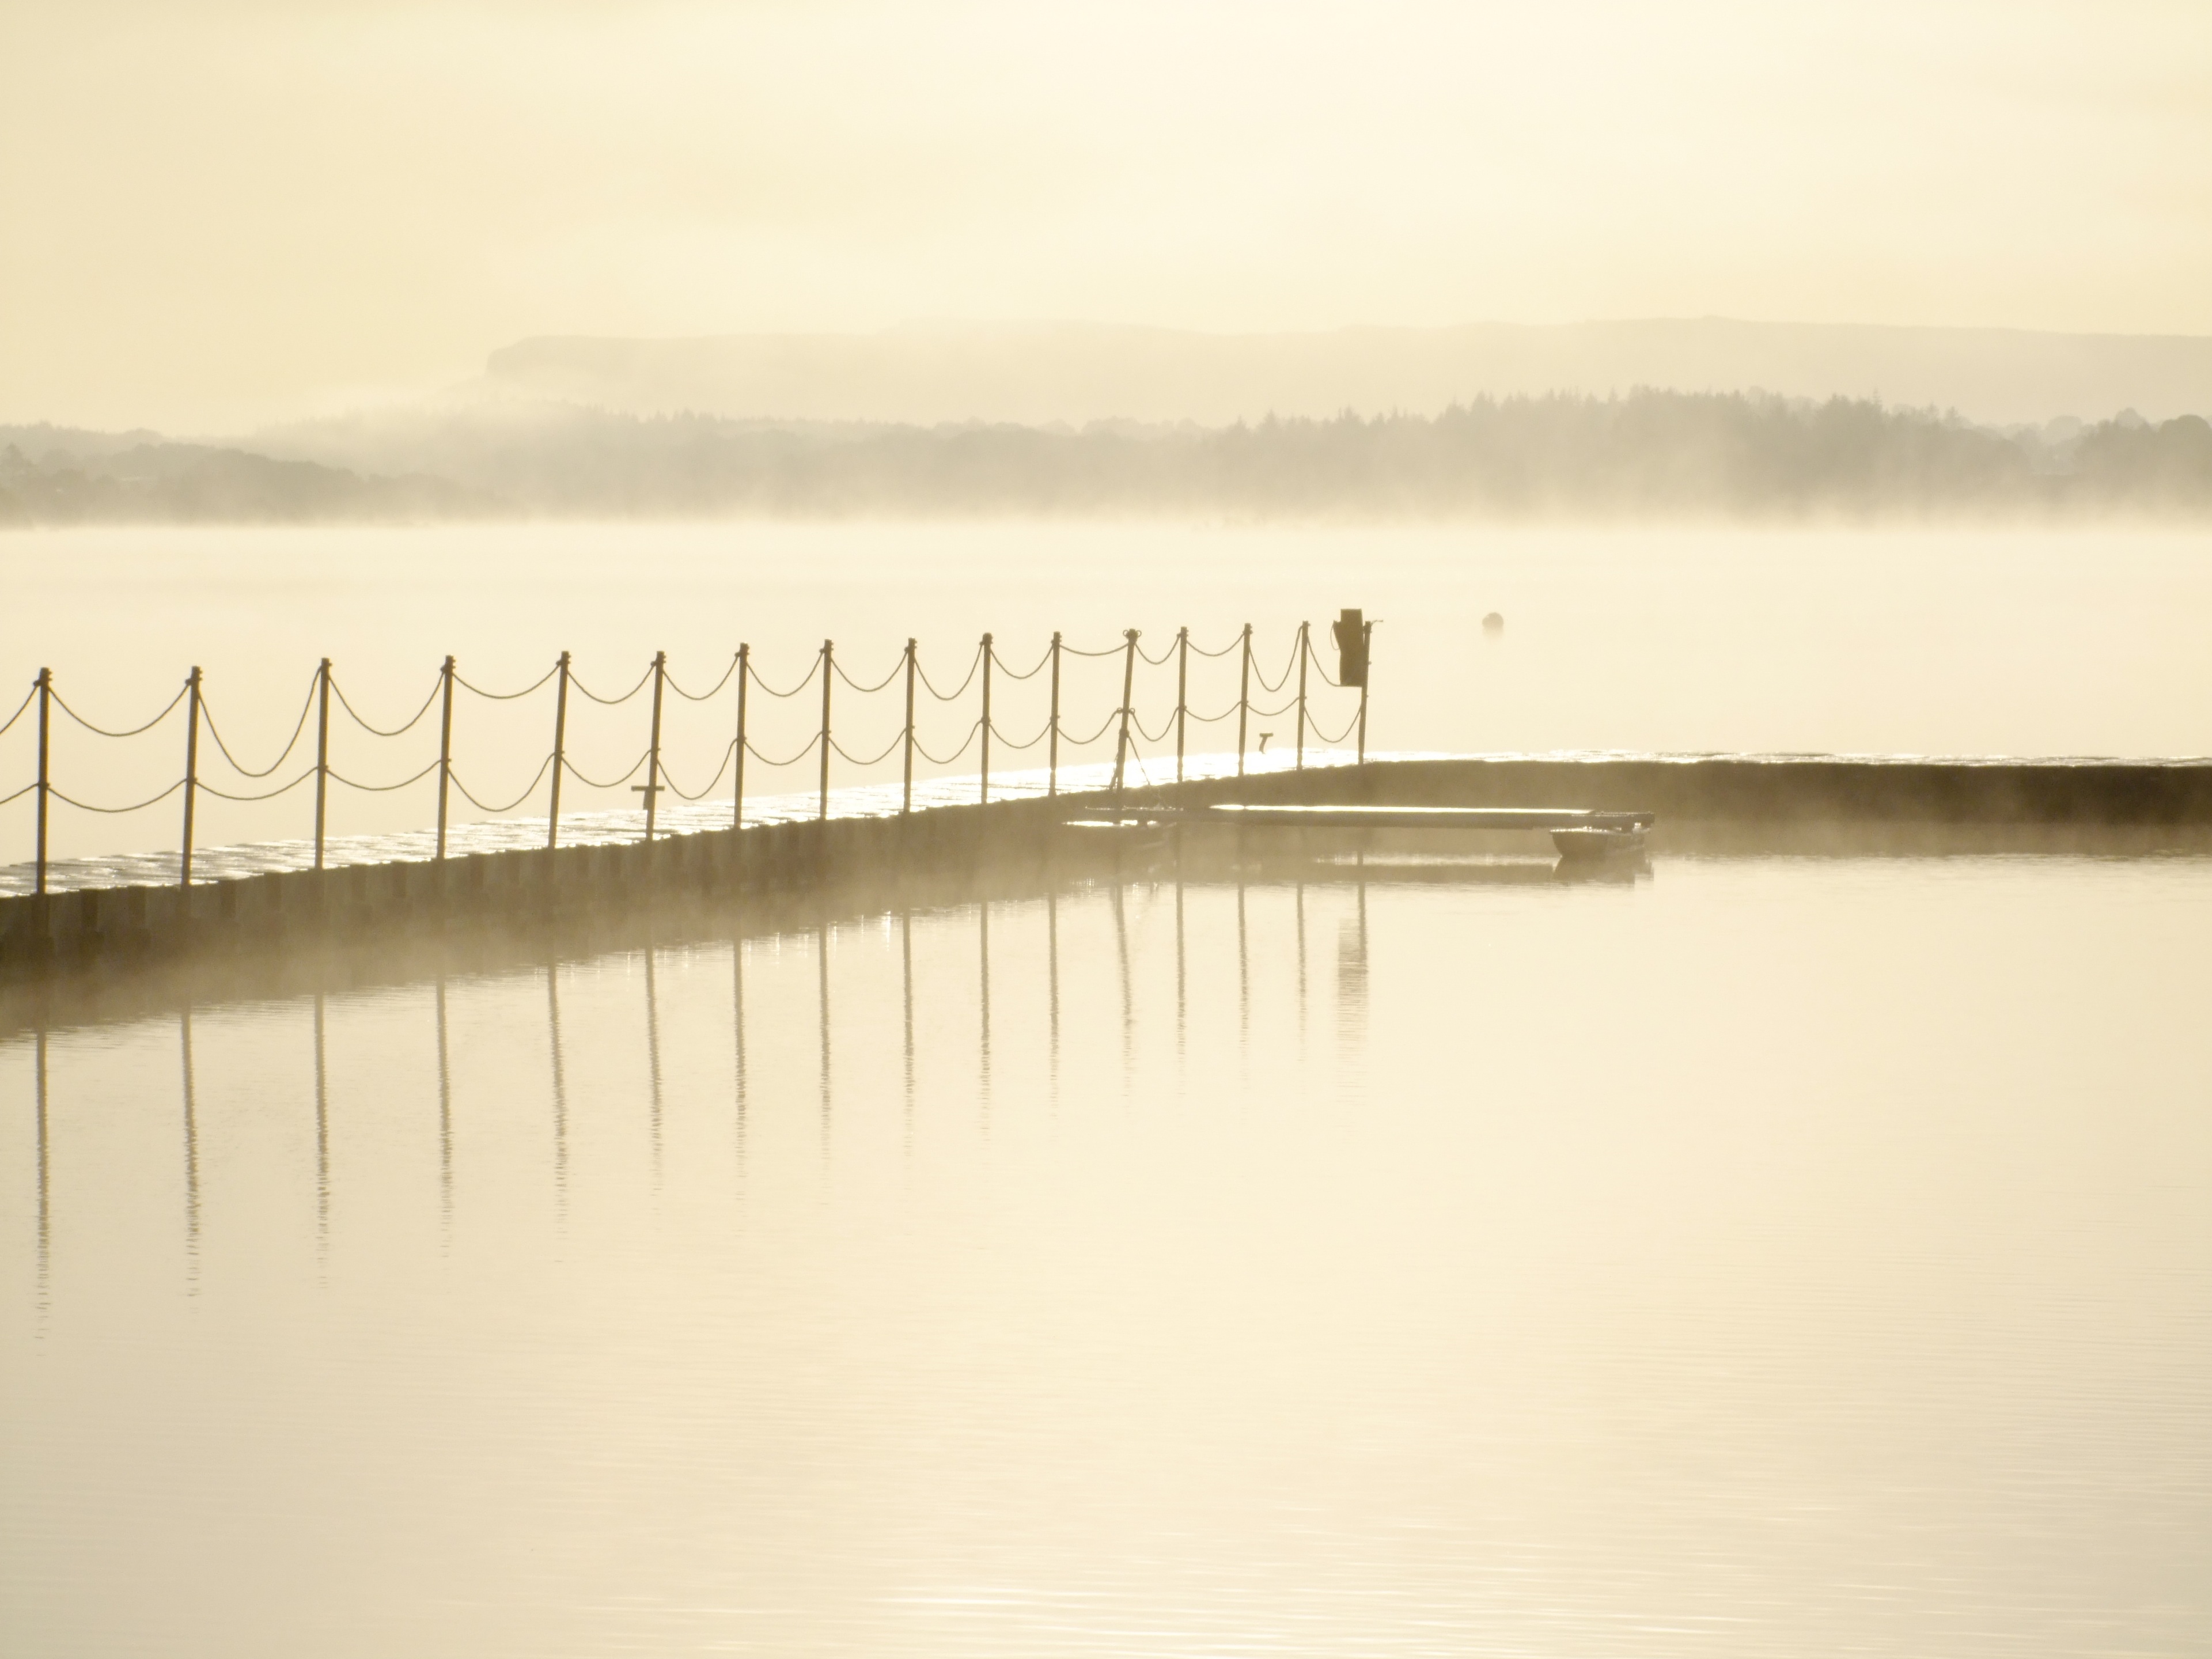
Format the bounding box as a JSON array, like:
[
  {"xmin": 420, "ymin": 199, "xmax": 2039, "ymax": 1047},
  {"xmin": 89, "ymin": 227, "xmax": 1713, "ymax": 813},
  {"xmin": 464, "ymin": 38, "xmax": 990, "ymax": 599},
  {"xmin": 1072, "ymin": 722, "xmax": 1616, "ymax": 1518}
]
[
  {"xmin": 8, "ymin": 1, "xmax": 2212, "ymax": 1654},
  {"xmin": 7, "ymin": 521, "xmax": 2212, "ymax": 869}
]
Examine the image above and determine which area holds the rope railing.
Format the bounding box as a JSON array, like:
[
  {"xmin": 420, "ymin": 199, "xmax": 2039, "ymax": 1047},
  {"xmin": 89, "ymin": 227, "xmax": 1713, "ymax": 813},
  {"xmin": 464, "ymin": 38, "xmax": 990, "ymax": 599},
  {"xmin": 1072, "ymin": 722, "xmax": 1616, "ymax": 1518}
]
[
  {"xmin": 916, "ymin": 645, "xmax": 983, "ymax": 702},
  {"xmin": 3, "ymin": 617, "xmax": 1372, "ymax": 892},
  {"xmin": 200, "ymin": 677, "xmax": 319, "ymax": 779},
  {"xmin": 454, "ymin": 664, "xmax": 562, "ymax": 701},
  {"xmin": 331, "ymin": 675, "xmax": 440, "ymax": 738},
  {"xmin": 0, "ymin": 685, "xmax": 39, "ymax": 740},
  {"xmin": 666, "ymin": 658, "xmax": 740, "ymax": 702},
  {"xmin": 449, "ymin": 753, "xmax": 556, "ymax": 816}
]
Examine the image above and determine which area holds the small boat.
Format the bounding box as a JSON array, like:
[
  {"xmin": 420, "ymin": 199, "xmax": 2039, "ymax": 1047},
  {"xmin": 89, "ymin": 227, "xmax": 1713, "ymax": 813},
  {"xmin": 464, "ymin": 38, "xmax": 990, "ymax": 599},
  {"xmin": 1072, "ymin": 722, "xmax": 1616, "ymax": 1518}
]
[{"xmin": 1551, "ymin": 824, "xmax": 1648, "ymax": 859}]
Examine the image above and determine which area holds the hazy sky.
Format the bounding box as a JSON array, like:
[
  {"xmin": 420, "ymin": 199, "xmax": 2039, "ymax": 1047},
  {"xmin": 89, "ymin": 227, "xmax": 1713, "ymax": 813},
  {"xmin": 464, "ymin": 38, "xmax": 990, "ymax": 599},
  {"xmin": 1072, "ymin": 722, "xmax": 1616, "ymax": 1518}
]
[{"xmin": 5, "ymin": 0, "xmax": 2211, "ymax": 430}]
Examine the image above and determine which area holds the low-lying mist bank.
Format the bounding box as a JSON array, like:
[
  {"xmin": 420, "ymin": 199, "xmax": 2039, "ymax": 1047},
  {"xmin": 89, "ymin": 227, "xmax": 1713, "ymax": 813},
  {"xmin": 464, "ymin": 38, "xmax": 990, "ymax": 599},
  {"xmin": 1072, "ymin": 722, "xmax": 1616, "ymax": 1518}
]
[{"xmin": 5, "ymin": 391, "xmax": 2209, "ymax": 525}]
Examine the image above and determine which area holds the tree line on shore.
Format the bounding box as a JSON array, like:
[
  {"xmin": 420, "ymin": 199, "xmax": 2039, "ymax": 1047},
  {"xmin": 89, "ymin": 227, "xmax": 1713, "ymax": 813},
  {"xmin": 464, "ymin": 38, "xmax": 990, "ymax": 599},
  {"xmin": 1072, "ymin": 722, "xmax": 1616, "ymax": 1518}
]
[{"xmin": 5, "ymin": 391, "xmax": 2209, "ymax": 524}]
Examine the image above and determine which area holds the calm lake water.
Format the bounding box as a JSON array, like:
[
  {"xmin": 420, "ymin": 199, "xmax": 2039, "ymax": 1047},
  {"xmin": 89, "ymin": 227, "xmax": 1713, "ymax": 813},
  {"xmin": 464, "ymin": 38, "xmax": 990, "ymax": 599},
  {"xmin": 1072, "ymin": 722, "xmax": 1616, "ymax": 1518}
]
[
  {"xmin": 5, "ymin": 522, "xmax": 2211, "ymax": 1654},
  {"xmin": 5, "ymin": 838, "xmax": 2211, "ymax": 1657},
  {"xmin": 6, "ymin": 521, "xmax": 2212, "ymax": 866}
]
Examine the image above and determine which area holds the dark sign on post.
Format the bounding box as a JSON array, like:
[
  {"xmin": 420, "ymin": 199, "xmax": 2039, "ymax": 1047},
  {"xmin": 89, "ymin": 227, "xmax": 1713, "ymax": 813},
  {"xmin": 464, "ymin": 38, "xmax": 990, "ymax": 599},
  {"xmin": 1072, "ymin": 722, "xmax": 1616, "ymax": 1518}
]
[{"xmin": 1331, "ymin": 608, "xmax": 1368, "ymax": 687}]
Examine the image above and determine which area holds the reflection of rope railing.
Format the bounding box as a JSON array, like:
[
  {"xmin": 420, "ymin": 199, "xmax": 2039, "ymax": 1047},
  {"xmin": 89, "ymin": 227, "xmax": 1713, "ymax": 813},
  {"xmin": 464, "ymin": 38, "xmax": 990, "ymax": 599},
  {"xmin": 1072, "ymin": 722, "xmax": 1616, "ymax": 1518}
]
[{"xmin": 7, "ymin": 620, "xmax": 1369, "ymax": 891}]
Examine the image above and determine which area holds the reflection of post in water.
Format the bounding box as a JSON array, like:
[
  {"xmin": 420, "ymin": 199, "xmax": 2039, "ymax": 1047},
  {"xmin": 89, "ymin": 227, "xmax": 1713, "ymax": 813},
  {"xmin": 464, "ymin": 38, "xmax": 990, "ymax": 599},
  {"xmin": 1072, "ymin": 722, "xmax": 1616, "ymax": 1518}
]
[
  {"xmin": 1046, "ymin": 890, "xmax": 1060, "ymax": 1105},
  {"xmin": 1296, "ymin": 878, "xmax": 1308, "ymax": 1055},
  {"xmin": 547, "ymin": 964, "xmax": 570, "ymax": 1211},
  {"xmin": 1336, "ymin": 867, "xmax": 1370, "ymax": 1047},
  {"xmin": 817, "ymin": 916, "xmax": 832, "ymax": 1149},
  {"xmin": 899, "ymin": 910, "xmax": 915, "ymax": 1149},
  {"xmin": 1174, "ymin": 831, "xmax": 1187, "ymax": 1063},
  {"xmin": 1112, "ymin": 881, "xmax": 1133, "ymax": 1074},
  {"xmin": 435, "ymin": 976, "xmax": 452, "ymax": 1235},
  {"xmin": 731, "ymin": 937, "xmax": 749, "ymax": 1175},
  {"xmin": 180, "ymin": 1004, "xmax": 199, "ymax": 1282},
  {"xmin": 643, "ymin": 945, "xmax": 664, "ymax": 1184},
  {"xmin": 313, "ymin": 991, "xmax": 329, "ymax": 1253},
  {"xmin": 978, "ymin": 899, "xmax": 992, "ymax": 1122},
  {"xmin": 1236, "ymin": 876, "xmax": 1250, "ymax": 1048},
  {"xmin": 34, "ymin": 1026, "xmax": 50, "ymax": 1310}
]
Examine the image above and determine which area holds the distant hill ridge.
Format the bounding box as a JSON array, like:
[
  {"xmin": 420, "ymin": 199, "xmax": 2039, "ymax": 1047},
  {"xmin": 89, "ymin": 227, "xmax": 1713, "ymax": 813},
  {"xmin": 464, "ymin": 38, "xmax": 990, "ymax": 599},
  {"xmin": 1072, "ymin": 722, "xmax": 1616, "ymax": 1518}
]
[{"xmin": 482, "ymin": 319, "xmax": 2212, "ymax": 430}]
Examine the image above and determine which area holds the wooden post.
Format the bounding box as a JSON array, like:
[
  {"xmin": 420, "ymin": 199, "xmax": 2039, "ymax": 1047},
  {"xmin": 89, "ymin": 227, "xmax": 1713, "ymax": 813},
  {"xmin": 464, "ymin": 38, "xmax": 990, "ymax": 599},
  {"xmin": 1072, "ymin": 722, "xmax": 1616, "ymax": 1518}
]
[
  {"xmin": 180, "ymin": 666, "xmax": 202, "ymax": 887},
  {"xmin": 732, "ymin": 643, "xmax": 749, "ymax": 830},
  {"xmin": 1175, "ymin": 626, "xmax": 1189, "ymax": 783},
  {"xmin": 33, "ymin": 668, "xmax": 50, "ymax": 896},
  {"xmin": 642, "ymin": 649, "xmax": 667, "ymax": 842},
  {"xmin": 547, "ymin": 651, "xmax": 571, "ymax": 850},
  {"xmin": 1357, "ymin": 620, "xmax": 1373, "ymax": 764},
  {"xmin": 1294, "ymin": 622, "xmax": 1310, "ymax": 771},
  {"xmin": 818, "ymin": 639, "xmax": 833, "ymax": 822},
  {"xmin": 434, "ymin": 655, "xmax": 455, "ymax": 861},
  {"xmin": 1047, "ymin": 631, "xmax": 1062, "ymax": 797},
  {"xmin": 312, "ymin": 658, "xmax": 332, "ymax": 870},
  {"xmin": 1112, "ymin": 628, "xmax": 1138, "ymax": 801},
  {"xmin": 979, "ymin": 632, "xmax": 993, "ymax": 805},
  {"xmin": 900, "ymin": 638, "xmax": 916, "ymax": 815},
  {"xmin": 1236, "ymin": 623, "xmax": 1252, "ymax": 778}
]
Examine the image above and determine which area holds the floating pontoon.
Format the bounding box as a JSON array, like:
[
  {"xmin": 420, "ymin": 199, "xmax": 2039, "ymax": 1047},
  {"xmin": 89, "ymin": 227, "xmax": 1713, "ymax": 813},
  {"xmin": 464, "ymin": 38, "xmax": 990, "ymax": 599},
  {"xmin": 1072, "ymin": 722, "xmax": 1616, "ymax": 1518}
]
[{"xmin": 1062, "ymin": 802, "xmax": 1654, "ymax": 859}]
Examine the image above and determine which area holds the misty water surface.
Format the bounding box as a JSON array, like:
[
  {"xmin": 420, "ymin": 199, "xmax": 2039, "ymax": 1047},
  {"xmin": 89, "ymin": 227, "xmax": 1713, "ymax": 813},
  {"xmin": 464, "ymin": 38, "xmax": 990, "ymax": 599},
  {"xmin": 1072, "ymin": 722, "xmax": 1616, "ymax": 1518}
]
[
  {"xmin": 3, "ymin": 842, "xmax": 2210, "ymax": 1657},
  {"xmin": 6, "ymin": 522, "xmax": 2212, "ymax": 865}
]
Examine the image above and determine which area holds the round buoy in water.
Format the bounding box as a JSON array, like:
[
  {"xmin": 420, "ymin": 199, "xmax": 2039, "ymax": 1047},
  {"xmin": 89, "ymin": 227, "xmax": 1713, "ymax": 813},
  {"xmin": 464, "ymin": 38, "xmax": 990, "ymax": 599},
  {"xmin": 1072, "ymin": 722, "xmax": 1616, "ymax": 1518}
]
[{"xmin": 1482, "ymin": 611, "xmax": 1505, "ymax": 635}]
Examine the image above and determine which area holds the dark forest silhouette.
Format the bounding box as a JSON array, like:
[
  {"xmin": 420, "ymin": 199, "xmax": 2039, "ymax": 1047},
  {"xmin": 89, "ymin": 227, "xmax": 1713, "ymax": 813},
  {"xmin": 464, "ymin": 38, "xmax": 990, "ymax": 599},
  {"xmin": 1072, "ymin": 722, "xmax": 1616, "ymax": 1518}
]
[{"xmin": 5, "ymin": 391, "xmax": 2209, "ymax": 524}]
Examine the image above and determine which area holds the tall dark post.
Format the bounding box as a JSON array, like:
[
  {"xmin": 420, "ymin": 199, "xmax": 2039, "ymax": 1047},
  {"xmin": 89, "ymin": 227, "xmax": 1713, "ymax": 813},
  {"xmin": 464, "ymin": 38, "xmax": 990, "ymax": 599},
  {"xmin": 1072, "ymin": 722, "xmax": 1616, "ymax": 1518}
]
[
  {"xmin": 1236, "ymin": 623, "xmax": 1253, "ymax": 778},
  {"xmin": 1047, "ymin": 631, "xmax": 1063, "ymax": 797},
  {"xmin": 900, "ymin": 638, "xmax": 916, "ymax": 815},
  {"xmin": 547, "ymin": 651, "xmax": 571, "ymax": 850},
  {"xmin": 179, "ymin": 666, "xmax": 203, "ymax": 888},
  {"xmin": 33, "ymin": 668, "xmax": 51, "ymax": 896},
  {"xmin": 1112, "ymin": 628, "xmax": 1138, "ymax": 802},
  {"xmin": 979, "ymin": 631, "xmax": 994, "ymax": 805},
  {"xmin": 732, "ymin": 643, "xmax": 749, "ymax": 830},
  {"xmin": 1294, "ymin": 622, "xmax": 1310, "ymax": 771},
  {"xmin": 1175, "ymin": 626, "xmax": 1190, "ymax": 783},
  {"xmin": 313, "ymin": 658, "xmax": 332, "ymax": 871},
  {"xmin": 434, "ymin": 655, "xmax": 456, "ymax": 861},
  {"xmin": 818, "ymin": 640, "xmax": 834, "ymax": 821},
  {"xmin": 1357, "ymin": 620, "xmax": 1374, "ymax": 764},
  {"xmin": 643, "ymin": 649, "xmax": 667, "ymax": 843}
]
